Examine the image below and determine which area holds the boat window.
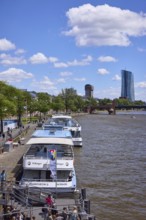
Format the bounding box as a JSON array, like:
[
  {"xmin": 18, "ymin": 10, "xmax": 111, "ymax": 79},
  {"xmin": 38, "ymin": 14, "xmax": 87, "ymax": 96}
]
[
  {"xmin": 26, "ymin": 144, "xmax": 73, "ymax": 158},
  {"xmin": 71, "ymin": 130, "xmax": 81, "ymax": 137}
]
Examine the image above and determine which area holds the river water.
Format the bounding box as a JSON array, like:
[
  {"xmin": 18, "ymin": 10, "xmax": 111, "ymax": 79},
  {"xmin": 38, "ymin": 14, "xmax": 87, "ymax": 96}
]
[{"xmin": 74, "ymin": 113, "xmax": 146, "ymax": 220}]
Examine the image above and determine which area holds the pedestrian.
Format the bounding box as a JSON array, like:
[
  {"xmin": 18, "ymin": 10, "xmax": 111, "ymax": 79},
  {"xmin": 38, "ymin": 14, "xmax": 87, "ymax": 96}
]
[
  {"xmin": 0, "ymin": 170, "xmax": 6, "ymax": 189},
  {"xmin": 46, "ymin": 194, "xmax": 53, "ymax": 207},
  {"xmin": 67, "ymin": 172, "xmax": 73, "ymax": 182},
  {"xmin": 69, "ymin": 206, "xmax": 80, "ymax": 220},
  {"xmin": 48, "ymin": 212, "xmax": 53, "ymax": 220},
  {"xmin": 61, "ymin": 207, "xmax": 68, "ymax": 220},
  {"xmin": 51, "ymin": 204, "xmax": 58, "ymax": 218},
  {"xmin": 2, "ymin": 133, "xmax": 5, "ymax": 139}
]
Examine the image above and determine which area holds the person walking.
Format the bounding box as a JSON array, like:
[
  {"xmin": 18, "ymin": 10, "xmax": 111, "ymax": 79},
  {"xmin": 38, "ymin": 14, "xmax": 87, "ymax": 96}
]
[
  {"xmin": 2, "ymin": 133, "xmax": 5, "ymax": 140},
  {"xmin": 69, "ymin": 206, "xmax": 80, "ymax": 220},
  {"xmin": 0, "ymin": 170, "xmax": 6, "ymax": 190},
  {"xmin": 46, "ymin": 194, "xmax": 53, "ymax": 207},
  {"xmin": 61, "ymin": 207, "xmax": 68, "ymax": 220}
]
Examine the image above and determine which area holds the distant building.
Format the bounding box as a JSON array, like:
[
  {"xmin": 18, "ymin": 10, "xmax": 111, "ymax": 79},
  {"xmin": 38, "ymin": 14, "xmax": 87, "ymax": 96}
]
[
  {"xmin": 121, "ymin": 70, "xmax": 135, "ymax": 102},
  {"xmin": 28, "ymin": 91, "xmax": 37, "ymax": 99},
  {"xmin": 85, "ymin": 84, "xmax": 94, "ymax": 98}
]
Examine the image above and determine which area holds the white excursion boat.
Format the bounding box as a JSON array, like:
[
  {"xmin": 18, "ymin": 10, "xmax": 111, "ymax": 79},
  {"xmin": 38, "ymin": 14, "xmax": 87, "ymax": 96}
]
[
  {"xmin": 44, "ymin": 114, "xmax": 83, "ymax": 147},
  {"xmin": 20, "ymin": 129, "xmax": 76, "ymax": 193}
]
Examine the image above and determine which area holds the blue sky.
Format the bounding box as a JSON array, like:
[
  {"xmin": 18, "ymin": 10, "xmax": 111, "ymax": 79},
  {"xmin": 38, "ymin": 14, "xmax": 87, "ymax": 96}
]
[{"xmin": 0, "ymin": 0, "xmax": 146, "ymax": 101}]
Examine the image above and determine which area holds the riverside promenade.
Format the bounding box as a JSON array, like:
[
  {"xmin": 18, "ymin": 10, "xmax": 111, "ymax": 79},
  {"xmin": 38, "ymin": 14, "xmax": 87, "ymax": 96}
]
[
  {"xmin": 0, "ymin": 123, "xmax": 37, "ymax": 180},
  {"xmin": 0, "ymin": 121, "xmax": 95, "ymax": 220},
  {"xmin": 0, "ymin": 123, "xmax": 78, "ymax": 219}
]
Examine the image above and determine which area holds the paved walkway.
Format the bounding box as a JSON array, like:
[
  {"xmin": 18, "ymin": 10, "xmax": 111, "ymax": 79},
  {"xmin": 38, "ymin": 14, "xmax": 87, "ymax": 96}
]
[{"xmin": 0, "ymin": 123, "xmax": 37, "ymax": 180}]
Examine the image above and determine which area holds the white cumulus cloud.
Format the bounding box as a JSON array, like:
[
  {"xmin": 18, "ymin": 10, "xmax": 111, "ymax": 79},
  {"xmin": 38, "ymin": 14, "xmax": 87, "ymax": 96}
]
[
  {"xmin": 48, "ymin": 56, "xmax": 58, "ymax": 63},
  {"xmin": 98, "ymin": 56, "xmax": 117, "ymax": 62},
  {"xmin": 54, "ymin": 62, "xmax": 68, "ymax": 68},
  {"xmin": 0, "ymin": 68, "xmax": 33, "ymax": 83},
  {"xmin": 29, "ymin": 53, "xmax": 58, "ymax": 64},
  {"xmin": 136, "ymin": 81, "xmax": 146, "ymax": 88},
  {"xmin": 31, "ymin": 76, "xmax": 58, "ymax": 93},
  {"xmin": 56, "ymin": 78, "xmax": 66, "ymax": 83},
  {"xmin": 0, "ymin": 53, "xmax": 27, "ymax": 65},
  {"xmin": 54, "ymin": 55, "xmax": 92, "ymax": 68},
  {"xmin": 29, "ymin": 52, "xmax": 48, "ymax": 64},
  {"xmin": 112, "ymin": 74, "xmax": 121, "ymax": 81},
  {"xmin": 64, "ymin": 4, "xmax": 146, "ymax": 47},
  {"xmin": 15, "ymin": 49, "xmax": 26, "ymax": 55},
  {"xmin": 60, "ymin": 71, "xmax": 72, "ymax": 76},
  {"xmin": 97, "ymin": 68, "xmax": 109, "ymax": 75},
  {"xmin": 0, "ymin": 38, "xmax": 16, "ymax": 51}
]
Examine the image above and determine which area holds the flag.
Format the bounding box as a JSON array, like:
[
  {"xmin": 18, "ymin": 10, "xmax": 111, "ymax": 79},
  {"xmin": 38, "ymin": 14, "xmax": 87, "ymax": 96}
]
[{"xmin": 50, "ymin": 149, "xmax": 57, "ymax": 179}]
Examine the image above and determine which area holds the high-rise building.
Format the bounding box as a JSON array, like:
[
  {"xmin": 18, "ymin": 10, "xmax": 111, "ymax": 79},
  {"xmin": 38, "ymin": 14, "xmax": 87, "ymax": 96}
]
[
  {"xmin": 85, "ymin": 84, "xmax": 94, "ymax": 98},
  {"xmin": 121, "ymin": 70, "xmax": 135, "ymax": 102}
]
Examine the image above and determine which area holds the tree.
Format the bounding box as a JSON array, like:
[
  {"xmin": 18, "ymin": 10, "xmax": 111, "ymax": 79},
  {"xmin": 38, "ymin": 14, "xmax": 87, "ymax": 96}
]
[
  {"xmin": 74, "ymin": 96, "xmax": 85, "ymax": 112},
  {"xmin": 13, "ymin": 90, "xmax": 28, "ymax": 127},
  {"xmin": 99, "ymin": 98, "xmax": 112, "ymax": 106},
  {"xmin": 37, "ymin": 93, "xmax": 51, "ymax": 120},
  {"xmin": 27, "ymin": 99, "xmax": 38, "ymax": 121},
  {"xmin": 0, "ymin": 81, "xmax": 20, "ymax": 131},
  {"xmin": 134, "ymin": 100, "xmax": 145, "ymax": 105},
  {"xmin": 114, "ymin": 98, "xmax": 132, "ymax": 106},
  {"xmin": 83, "ymin": 97, "xmax": 98, "ymax": 113},
  {"xmin": 60, "ymin": 88, "xmax": 77, "ymax": 112},
  {"xmin": 51, "ymin": 95, "xmax": 65, "ymax": 113}
]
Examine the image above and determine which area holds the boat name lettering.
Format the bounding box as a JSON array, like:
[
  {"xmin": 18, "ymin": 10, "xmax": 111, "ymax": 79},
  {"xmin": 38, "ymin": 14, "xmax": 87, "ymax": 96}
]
[
  {"xmin": 32, "ymin": 162, "xmax": 42, "ymax": 165},
  {"xmin": 57, "ymin": 183, "xmax": 67, "ymax": 186},
  {"xmin": 57, "ymin": 162, "xmax": 69, "ymax": 166},
  {"xmin": 29, "ymin": 183, "xmax": 49, "ymax": 186}
]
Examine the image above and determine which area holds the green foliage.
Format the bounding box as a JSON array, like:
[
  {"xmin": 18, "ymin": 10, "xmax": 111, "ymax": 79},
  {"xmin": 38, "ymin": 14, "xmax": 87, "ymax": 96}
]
[
  {"xmin": 37, "ymin": 92, "xmax": 51, "ymax": 114},
  {"xmin": 51, "ymin": 95, "xmax": 65, "ymax": 112},
  {"xmin": 0, "ymin": 94, "xmax": 16, "ymax": 118},
  {"xmin": 0, "ymin": 80, "xmax": 145, "ymax": 125},
  {"xmin": 133, "ymin": 100, "xmax": 145, "ymax": 105},
  {"xmin": 60, "ymin": 88, "xmax": 78, "ymax": 112},
  {"xmin": 99, "ymin": 98, "xmax": 112, "ymax": 106}
]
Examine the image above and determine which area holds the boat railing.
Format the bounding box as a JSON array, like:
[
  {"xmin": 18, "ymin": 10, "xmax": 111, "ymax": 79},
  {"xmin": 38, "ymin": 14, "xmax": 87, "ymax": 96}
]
[
  {"xmin": 24, "ymin": 151, "xmax": 73, "ymax": 159},
  {"xmin": 21, "ymin": 178, "xmax": 70, "ymax": 182},
  {"xmin": 23, "ymin": 154, "xmax": 73, "ymax": 160}
]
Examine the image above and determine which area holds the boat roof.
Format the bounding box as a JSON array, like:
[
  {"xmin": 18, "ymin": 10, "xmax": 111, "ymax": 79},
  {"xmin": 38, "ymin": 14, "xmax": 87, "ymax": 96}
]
[
  {"xmin": 52, "ymin": 114, "xmax": 72, "ymax": 119},
  {"xmin": 26, "ymin": 137, "xmax": 73, "ymax": 145},
  {"xmin": 31, "ymin": 129, "xmax": 72, "ymax": 138}
]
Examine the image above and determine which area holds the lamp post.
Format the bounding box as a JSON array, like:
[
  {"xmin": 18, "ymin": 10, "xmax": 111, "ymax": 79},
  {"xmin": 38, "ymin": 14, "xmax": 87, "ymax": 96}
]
[{"xmin": 24, "ymin": 99, "xmax": 28, "ymax": 124}]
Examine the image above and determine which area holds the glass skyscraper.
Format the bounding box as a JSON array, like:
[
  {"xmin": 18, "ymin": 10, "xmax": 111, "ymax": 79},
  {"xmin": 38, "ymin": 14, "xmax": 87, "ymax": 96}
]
[{"xmin": 121, "ymin": 70, "xmax": 135, "ymax": 102}]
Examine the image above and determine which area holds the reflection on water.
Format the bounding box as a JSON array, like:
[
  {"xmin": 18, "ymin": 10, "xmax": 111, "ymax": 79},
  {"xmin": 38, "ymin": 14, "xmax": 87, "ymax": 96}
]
[
  {"xmin": 74, "ymin": 114, "xmax": 146, "ymax": 220},
  {"xmin": 117, "ymin": 110, "xmax": 146, "ymax": 115}
]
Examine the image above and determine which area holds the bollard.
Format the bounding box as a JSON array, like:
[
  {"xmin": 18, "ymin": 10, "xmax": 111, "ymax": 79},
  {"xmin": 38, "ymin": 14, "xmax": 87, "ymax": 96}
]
[
  {"xmin": 84, "ymin": 199, "xmax": 90, "ymax": 214},
  {"xmin": 81, "ymin": 188, "xmax": 86, "ymax": 200}
]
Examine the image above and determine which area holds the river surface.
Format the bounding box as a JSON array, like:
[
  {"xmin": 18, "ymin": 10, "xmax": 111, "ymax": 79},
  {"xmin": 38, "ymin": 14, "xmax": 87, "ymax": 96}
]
[{"xmin": 74, "ymin": 113, "xmax": 146, "ymax": 220}]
